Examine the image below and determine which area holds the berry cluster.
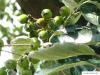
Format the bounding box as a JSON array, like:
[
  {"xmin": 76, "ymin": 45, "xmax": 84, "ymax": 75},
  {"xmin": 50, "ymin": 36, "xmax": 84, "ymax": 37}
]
[{"xmin": 18, "ymin": 6, "xmax": 70, "ymax": 44}]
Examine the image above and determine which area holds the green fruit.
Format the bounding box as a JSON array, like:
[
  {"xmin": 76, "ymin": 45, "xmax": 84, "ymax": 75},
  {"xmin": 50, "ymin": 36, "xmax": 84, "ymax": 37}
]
[
  {"xmin": 18, "ymin": 14, "xmax": 28, "ymax": 24},
  {"xmin": 5, "ymin": 59, "xmax": 16, "ymax": 70},
  {"xmin": 18, "ymin": 55, "xmax": 29, "ymax": 70},
  {"xmin": 53, "ymin": 16, "xmax": 63, "ymax": 26},
  {"xmin": 0, "ymin": 69, "xmax": 7, "ymax": 75},
  {"xmin": 59, "ymin": 6, "xmax": 70, "ymax": 17},
  {"xmin": 41, "ymin": 9, "xmax": 52, "ymax": 19},
  {"xmin": 36, "ymin": 18, "xmax": 47, "ymax": 28},
  {"xmin": 38, "ymin": 30, "xmax": 48, "ymax": 41},
  {"xmin": 32, "ymin": 37, "xmax": 40, "ymax": 50}
]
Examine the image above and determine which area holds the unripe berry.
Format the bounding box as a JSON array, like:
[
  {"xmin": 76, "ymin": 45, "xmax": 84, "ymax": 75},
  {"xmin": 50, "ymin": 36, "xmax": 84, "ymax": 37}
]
[
  {"xmin": 18, "ymin": 14, "xmax": 28, "ymax": 24},
  {"xmin": 38, "ymin": 30, "xmax": 48, "ymax": 41},
  {"xmin": 36, "ymin": 18, "xmax": 47, "ymax": 28},
  {"xmin": 41, "ymin": 9, "xmax": 52, "ymax": 19},
  {"xmin": 59, "ymin": 6, "xmax": 70, "ymax": 17},
  {"xmin": 53, "ymin": 16, "xmax": 63, "ymax": 26},
  {"xmin": 32, "ymin": 37, "xmax": 40, "ymax": 50}
]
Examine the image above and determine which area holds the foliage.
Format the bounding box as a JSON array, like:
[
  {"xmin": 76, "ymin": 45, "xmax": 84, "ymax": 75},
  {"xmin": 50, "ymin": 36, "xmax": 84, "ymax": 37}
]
[{"xmin": 0, "ymin": 0, "xmax": 100, "ymax": 75}]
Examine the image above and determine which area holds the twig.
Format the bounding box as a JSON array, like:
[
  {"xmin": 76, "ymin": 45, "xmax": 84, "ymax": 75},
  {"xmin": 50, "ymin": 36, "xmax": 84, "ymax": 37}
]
[
  {"xmin": 1, "ymin": 50, "xmax": 22, "ymax": 56},
  {"xmin": 4, "ymin": 44, "xmax": 32, "ymax": 47}
]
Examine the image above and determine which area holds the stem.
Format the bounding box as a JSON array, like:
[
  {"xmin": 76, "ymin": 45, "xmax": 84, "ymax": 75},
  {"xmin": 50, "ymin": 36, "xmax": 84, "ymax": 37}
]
[
  {"xmin": 1, "ymin": 50, "xmax": 22, "ymax": 56},
  {"xmin": 49, "ymin": 34, "xmax": 55, "ymax": 42},
  {"xmin": 4, "ymin": 44, "xmax": 32, "ymax": 47}
]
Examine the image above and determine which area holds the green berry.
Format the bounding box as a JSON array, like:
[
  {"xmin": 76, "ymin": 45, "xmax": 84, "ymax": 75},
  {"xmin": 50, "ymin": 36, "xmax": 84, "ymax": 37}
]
[
  {"xmin": 5, "ymin": 59, "xmax": 16, "ymax": 70},
  {"xmin": 59, "ymin": 6, "xmax": 70, "ymax": 17},
  {"xmin": 53, "ymin": 16, "xmax": 63, "ymax": 26},
  {"xmin": 38, "ymin": 30, "xmax": 48, "ymax": 41},
  {"xmin": 36, "ymin": 18, "xmax": 47, "ymax": 28},
  {"xmin": 32, "ymin": 37, "xmax": 40, "ymax": 50},
  {"xmin": 18, "ymin": 14, "xmax": 28, "ymax": 24},
  {"xmin": 41, "ymin": 9, "xmax": 52, "ymax": 19}
]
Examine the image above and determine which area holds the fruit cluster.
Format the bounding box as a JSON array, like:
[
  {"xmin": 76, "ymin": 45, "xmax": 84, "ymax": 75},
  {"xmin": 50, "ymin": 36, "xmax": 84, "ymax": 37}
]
[{"xmin": 18, "ymin": 6, "xmax": 71, "ymax": 44}]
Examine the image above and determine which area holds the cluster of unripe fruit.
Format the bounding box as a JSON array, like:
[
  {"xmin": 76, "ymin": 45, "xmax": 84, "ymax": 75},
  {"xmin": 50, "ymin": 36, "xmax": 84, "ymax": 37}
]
[{"xmin": 18, "ymin": 6, "xmax": 70, "ymax": 49}]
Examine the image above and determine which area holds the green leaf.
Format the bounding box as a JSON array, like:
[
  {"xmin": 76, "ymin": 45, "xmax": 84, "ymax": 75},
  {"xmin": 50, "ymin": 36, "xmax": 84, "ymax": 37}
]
[
  {"xmin": 5, "ymin": 59, "xmax": 17, "ymax": 70},
  {"xmin": 70, "ymin": 67, "xmax": 81, "ymax": 75},
  {"xmin": 18, "ymin": 65, "xmax": 33, "ymax": 75},
  {"xmin": 61, "ymin": 0, "xmax": 78, "ymax": 11},
  {"xmin": 83, "ymin": 13, "xmax": 99, "ymax": 25},
  {"xmin": 7, "ymin": 70, "xmax": 16, "ymax": 75},
  {"xmin": 80, "ymin": 2, "xmax": 100, "ymax": 25},
  {"xmin": 75, "ymin": 29, "xmax": 93, "ymax": 44},
  {"xmin": 75, "ymin": 29, "xmax": 100, "ymax": 44},
  {"xmin": 11, "ymin": 36, "xmax": 33, "ymax": 59},
  {"xmin": 88, "ymin": 59, "xmax": 100, "ymax": 65},
  {"xmin": 34, "ymin": 61, "xmax": 95, "ymax": 75},
  {"xmin": 29, "ymin": 42, "xmax": 95, "ymax": 60},
  {"xmin": 0, "ymin": 0, "xmax": 6, "ymax": 11},
  {"xmin": 0, "ymin": 68, "xmax": 7, "ymax": 75},
  {"xmin": 64, "ymin": 12, "xmax": 81, "ymax": 26},
  {"xmin": 38, "ymin": 60, "xmax": 72, "ymax": 75},
  {"xmin": 17, "ymin": 55, "xmax": 29, "ymax": 70},
  {"xmin": 61, "ymin": 0, "xmax": 87, "ymax": 11},
  {"xmin": 0, "ymin": 39, "xmax": 4, "ymax": 54},
  {"xmin": 58, "ymin": 35, "xmax": 75, "ymax": 43}
]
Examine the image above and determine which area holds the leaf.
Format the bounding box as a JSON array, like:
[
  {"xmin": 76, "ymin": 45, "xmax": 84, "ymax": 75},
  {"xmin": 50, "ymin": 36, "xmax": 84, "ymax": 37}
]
[
  {"xmin": 49, "ymin": 30, "xmax": 67, "ymax": 43},
  {"xmin": 88, "ymin": 59, "xmax": 100, "ymax": 65},
  {"xmin": 64, "ymin": 12, "xmax": 81, "ymax": 26},
  {"xmin": 52, "ymin": 29, "xmax": 100, "ymax": 44},
  {"xmin": 80, "ymin": 2, "xmax": 100, "ymax": 25},
  {"xmin": 34, "ymin": 61, "xmax": 95, "ymax": 75},
  {"xmin": 61, "ymin": 0, "xmax": 78, "ymax": 11},
  {"xmin": 0, "ymin": 68, "xmax": 7, "ymax": 75},
  {"xmin": 97, "ymin": 25, "xmax": 100, "ymax": 32},
  {"xmin": 58, "ymin": 35, "xmax": 75, "ymax": 43},
  {"xmin": 0, "ymin": 39, "xmax": 4, "ymax": 54},
  {"xmin": 75, "ymin": 29, "xmax": 92, "ymax": 44},
  {"xmin": 11, "ymin": 36, "xmax": 33, "ymax": 59},
  {"xmin": 0, "ymin": 0, "xmax": 6, "ymax": 11},
  {"xmin": 61, "ymin": 0, "xmax": 87, "ymax": 11},
  {"xmin": 70, "ymin": 67, "xmax": 81, "ymax": 75},
  {"xmin": 75, "ymin": 29, "xmax": 100, "ymax": 44},
  {"xmin": 7, "ymin": 70, "xmax": 16, "ymax": 75},
  {"xmin": 29, "ymin": 42, "xmax": 95, "ymax": 60},
  {"xmin": 83, "ymin": 13, "xmax": 99, "ymax": 25}
]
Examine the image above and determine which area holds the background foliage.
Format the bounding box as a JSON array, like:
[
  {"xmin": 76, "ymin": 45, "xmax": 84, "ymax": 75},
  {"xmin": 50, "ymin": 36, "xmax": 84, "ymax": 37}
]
[{"xmin": 0, "ymin": 0, "xmax": 100, "ymax": 75}]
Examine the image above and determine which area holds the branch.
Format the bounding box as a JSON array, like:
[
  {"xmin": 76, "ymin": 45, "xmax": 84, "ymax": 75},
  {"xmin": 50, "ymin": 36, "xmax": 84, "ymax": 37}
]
[
  {"xmin": 4, "ymin": 44, "xmax": 32, "ymax": 47},
  {"xmin": 1, "ymin": 50, "xmax": 22, "ymax": 56}
]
